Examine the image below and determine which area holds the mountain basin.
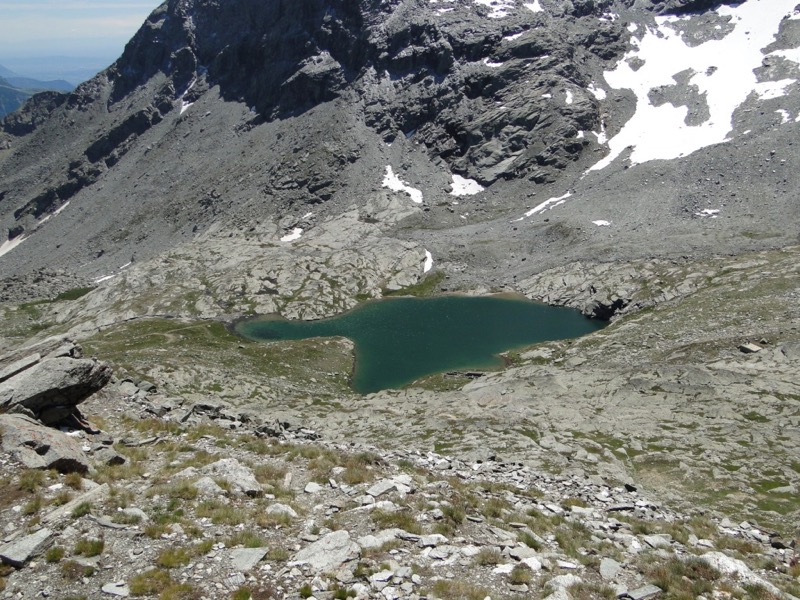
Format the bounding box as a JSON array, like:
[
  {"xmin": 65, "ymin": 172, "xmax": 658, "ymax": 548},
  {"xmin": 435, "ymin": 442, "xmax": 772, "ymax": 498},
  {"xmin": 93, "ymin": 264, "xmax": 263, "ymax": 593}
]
[{"xmin": 234, "ymin": 295, "xmax": 606, "ymax": 394}]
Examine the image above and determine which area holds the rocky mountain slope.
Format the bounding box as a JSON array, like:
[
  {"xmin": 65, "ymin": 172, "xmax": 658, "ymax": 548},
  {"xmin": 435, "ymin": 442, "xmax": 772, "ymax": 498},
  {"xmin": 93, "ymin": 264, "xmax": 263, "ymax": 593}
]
[
  {"xmin": 0, "ymin": 338, "xmax": 797, "ymax": 599},
  {"xmin": 1, "ymin": 0, "xmax": 800, "ymax": 597}
]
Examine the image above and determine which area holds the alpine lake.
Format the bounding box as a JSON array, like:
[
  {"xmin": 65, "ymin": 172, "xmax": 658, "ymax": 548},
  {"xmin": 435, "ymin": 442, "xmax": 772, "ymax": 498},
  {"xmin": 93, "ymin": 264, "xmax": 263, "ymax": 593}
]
[{"xmin": 234, "ymin": 295, "xmax": 606, "ymax": 394}]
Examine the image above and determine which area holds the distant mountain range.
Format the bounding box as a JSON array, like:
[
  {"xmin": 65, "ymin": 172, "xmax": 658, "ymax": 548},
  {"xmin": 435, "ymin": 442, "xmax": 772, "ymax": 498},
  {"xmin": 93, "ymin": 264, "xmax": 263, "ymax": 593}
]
[{"xmin": 0, "ymin": 63, "xmax": 73, "ymax": 118}]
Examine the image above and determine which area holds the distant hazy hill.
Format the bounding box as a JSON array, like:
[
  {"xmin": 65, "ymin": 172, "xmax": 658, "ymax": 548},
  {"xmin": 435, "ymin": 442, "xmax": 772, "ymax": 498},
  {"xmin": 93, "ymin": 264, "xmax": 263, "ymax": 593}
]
[
  {"xmin": 0, "ymin": 64, "xmax": 74, "ymax": 118},
  {"xmin": 5, "ymin": 76, "xmax": 72, "ymax": 93},
  {"xmin": 0, "ymin": 76, "xmax": 31, "ymax": 119}
]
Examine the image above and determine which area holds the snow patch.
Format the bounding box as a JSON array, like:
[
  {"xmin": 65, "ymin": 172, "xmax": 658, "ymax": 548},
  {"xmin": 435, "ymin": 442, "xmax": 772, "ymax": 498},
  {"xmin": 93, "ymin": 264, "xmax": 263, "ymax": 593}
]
[
  {"xmin": 565, "ymin": 90, "xmax": 574, "ymax": 104},
  {"xmin": 0, "ymin": 236, "xmax": 26, "ymax": 259},
  {"xmin": 695, "ymin": 208, "xmax": 720, "ymax": 218},
  {"xmin": 754, "ymin": 78, "xmax": 795, "ymax": 100},
  {"xmin": 54, "ymin": 201, "xmax": 71, "ymax": 216},
  {"xmin": 383, "ymin": 166, "xmax": 423, "ymax": 204},
  {"xmin": 280, "ymin": 228, "xmax": 304, "ymax": 242},
  {"xmin": 504, "ymin": 32, "xmax": 525, "ymax": 41},
  {"xmin": 423, "ymin": 250, "xmax": 434, "ymax": 273},
  {"xmin": 589, "ymin": 0, "xmax": 800, "ymax": 172},
  {"xmin": 524, "ymin": 0, "xmax": 544, "ymax": 13},
  {"xmin": 38, "ymin": 201, "xmax": 71, "ymax": 225},
  {"xmin": 94, "ymin": 274, "xmax": 116, "ymax": 284},
  {"xmin": 628, "ymin": 23, "xmax": 639, "ymax": 33},
  {"xmin": 514, "ymin": 191, "xmax": 573, "ymax": 221},
  {"xmin": 542, "ymin": 93, "xmax": 552, "ymax": 99},
  {"xmin": 776, "ymin": 109, "xmax": 791, "ymax": 124},
  {"xmin": 592, "ymin": 220, "xmax": 611, "ymax": 226},
  {"xmin": 483, "ymin": 58, "xmax": 504, "ymax": 67},
  {"xmin": 593, "ymin": 122, "xmax": 608, "ymax": 145},
  {"xmin": 576, "ymin": 130, "xmax": 585, "ymax": 139},
  {"xmin": 450, "ymin": 175, "xmax": 485, "ymax": 196},
  {"xmin": 180, "ymin": 101, "xmax": 194, "ymax": 115},
  {"xmin": 587, "ymin": 82, "xmax": 607, "ymax": 100},
  {"xmin": 474, "ymin": 0, "xmax": 515, "ymax": 18}
]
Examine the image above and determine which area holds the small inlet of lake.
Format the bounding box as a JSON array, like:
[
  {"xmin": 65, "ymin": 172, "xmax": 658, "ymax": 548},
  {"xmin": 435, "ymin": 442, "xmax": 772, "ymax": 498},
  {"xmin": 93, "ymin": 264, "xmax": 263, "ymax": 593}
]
[{"xmin": 234, "ymin": 295, "xmax": 606, "ymax": 394}]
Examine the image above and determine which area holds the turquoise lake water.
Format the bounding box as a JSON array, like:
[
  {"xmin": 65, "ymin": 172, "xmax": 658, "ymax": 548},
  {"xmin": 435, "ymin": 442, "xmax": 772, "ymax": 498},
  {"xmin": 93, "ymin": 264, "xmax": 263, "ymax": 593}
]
[{"xmin": 234, "ymin": 295, "xmax": 605, "ymax": 394}]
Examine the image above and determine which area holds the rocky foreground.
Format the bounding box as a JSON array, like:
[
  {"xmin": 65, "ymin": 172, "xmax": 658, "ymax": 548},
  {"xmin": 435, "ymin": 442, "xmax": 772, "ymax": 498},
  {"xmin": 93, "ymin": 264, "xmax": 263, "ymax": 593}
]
[{"xmin": 0, "ymin": 338, "xmax": 798, "ymax": 600}]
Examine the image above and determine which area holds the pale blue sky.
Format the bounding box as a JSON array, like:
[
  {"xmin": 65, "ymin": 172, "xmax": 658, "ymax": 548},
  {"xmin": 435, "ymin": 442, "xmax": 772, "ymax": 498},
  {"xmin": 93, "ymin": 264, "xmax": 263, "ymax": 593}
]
[{"xmin": 0, "ymin": 1, "xmax": 162, "ymax": 60}]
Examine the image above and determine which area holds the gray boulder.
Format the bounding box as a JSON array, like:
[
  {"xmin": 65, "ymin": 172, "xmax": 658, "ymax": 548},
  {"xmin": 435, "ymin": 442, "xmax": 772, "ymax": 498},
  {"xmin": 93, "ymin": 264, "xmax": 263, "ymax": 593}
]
[
  {"xmin": 229, "ymin": 547, "xmax": 268, "ymax": 572},
  {"xmin": 200, "ymin": 458, "xmax": 262, "ymax": 497},
  {"xmin": 289, "ymin": 530, "xmax": 360, "ymax": 572},
  {"xmin": 0, "ymin": 413, "xmax": 89, "ymax": 473},
  {"xmin": 0, "ymin": 356, "xmax": 111, "ymax": 419},
  {"xmin": 0, "ymin": 528, "xmax": 53, "ymax": 567}
]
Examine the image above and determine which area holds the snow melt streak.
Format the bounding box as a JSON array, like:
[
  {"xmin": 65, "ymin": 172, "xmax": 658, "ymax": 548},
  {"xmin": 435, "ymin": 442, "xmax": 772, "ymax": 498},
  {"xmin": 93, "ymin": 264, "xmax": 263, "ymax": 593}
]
[{"xmin": 590, "ymin": 0, "xmax": 800, "ymax": 171}]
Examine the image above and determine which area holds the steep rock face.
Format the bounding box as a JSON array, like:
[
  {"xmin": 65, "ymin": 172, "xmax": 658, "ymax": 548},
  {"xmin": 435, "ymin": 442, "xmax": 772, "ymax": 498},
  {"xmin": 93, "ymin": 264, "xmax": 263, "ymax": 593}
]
[
  {"xmin": 1, "ymin": 0, "xmax": 799, "ymax": 296},
  {"xmin": 0, "ymin": 0, "xmax": 625, "ymax": 249}
]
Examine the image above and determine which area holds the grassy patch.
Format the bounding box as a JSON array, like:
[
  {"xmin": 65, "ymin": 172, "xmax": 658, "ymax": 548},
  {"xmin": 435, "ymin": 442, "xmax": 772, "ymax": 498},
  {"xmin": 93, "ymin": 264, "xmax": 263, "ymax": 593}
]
[
  {"xmin": 129, "ymin": 569, "xmax": 173, "ymax": 596},
  {"xmin": 427, "ymin": 579, "xmax": 492, "ymax": 600},
  {"xmin": 54, "ymin": 287, "xmax": 94, "ymax": 301},
  {"xmin": 473, "ymin": 547, "xmax": 502, "ymax": 566},
  {"xmin": 372, "ymin": 508, "xmax": 421, "ymax": 534},
  {"xmin": 384, "ymin": 271, "xmax": 446, "ymax": 297},
  {"xmin": 642, "ymin": 556, "xmax": 720, "ymax": 599},
  {"xmin": 61, "ymin": 560, "xmax": 96, "ymax": 581},
  {"xmin": 74, "ymin": 537, "xmax": 104, "ymax": 557}
]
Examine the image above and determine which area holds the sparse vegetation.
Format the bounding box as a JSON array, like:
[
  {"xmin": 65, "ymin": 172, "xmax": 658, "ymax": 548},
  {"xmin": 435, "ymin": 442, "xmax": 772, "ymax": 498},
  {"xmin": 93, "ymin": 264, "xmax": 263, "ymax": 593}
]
[
  {"xmin": 74, "ymin": 537, "xmax": 104, "ymax": 557},
  {"xmin": 45, "ymin": 546, "xmax": 65, "ymax": 563}
]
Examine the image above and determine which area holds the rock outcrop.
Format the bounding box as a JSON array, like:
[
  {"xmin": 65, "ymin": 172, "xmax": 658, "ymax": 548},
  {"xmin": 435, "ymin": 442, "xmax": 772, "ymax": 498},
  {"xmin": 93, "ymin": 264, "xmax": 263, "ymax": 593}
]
[
  {"xmin": 0, "ymin": 413, "xmax": 89, "ymax": 473},
  {"xmin": 0, "ymin": 338, "xmax": 110, "ymax": 423},
  {"xmin": 0, "ymin": 338, "xmax": 113, "ymax": 474}
]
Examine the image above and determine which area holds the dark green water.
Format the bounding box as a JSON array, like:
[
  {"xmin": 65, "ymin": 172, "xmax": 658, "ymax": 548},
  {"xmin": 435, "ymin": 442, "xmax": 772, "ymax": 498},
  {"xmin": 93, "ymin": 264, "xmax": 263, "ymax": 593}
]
[{"xmin": 234, "ymin": 296, "xmax": 605, "ymax": 394}]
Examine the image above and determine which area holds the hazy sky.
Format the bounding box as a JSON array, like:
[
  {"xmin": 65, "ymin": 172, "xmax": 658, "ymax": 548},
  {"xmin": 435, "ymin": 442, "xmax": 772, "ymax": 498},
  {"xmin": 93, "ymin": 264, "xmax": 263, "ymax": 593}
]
[{"xmin": 0, "ymin": 1, "xmax": 162, "ymax": 60}]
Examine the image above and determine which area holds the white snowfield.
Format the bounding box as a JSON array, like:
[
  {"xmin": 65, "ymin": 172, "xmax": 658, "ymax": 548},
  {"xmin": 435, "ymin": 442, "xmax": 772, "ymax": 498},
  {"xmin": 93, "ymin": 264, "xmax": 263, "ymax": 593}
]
[
  {"xmin": 450, "ymin": 174, "xmax": 485, "ymax": 196},
  {"xmin": 423, "ymin": 250, "xmax": 434, "ymax": 273},
  {"xmin": 280, "ymin": 227, "xmax": 304, "ymax": 242},
  {"xmin": 590, "ymin": 0, "xmax": 800, "ymax": 171},
  {"xmin": 0, "ymin": 236, "xmax": 26, "ymax": 259},
  {"xmin": 382, "ymin": 166, "xmax": 423, "ymax": 204}
]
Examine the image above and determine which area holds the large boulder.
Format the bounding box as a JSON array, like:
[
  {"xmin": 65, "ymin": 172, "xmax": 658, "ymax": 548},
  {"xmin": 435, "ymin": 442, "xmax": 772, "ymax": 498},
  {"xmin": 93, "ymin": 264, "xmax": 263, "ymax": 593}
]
[
  {"xmin": 0, "ymin": 413, "xmax": 90, "ymax": 473},
  {"xmin": 0, "ymin": 356, "xmax": 111, "ymax": 420},
  {"xmin": 289, "ymin": 530, "xmax": 361, "ymax": 573}
]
